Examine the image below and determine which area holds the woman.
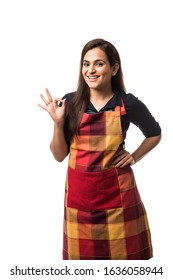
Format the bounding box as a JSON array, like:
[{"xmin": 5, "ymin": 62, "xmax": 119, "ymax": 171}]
[{"xmin": 38, "ymin": 38, "xmax": 161, "ymax": 260}]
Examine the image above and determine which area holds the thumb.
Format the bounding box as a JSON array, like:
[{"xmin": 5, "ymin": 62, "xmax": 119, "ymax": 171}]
[
  {"xmin": 53, "ymin": 97, "xmax": 66, "ymax": 107},
  {"xmin": 61, "ymin": 98, "xmax": 66, "ymax": 107}
]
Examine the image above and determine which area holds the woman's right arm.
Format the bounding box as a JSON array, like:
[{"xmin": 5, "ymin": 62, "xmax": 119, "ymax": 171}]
[
  {"xmin": 38, "ymin": 88, "xmax": 69, "ymax": 162},
  {"xmin": 50, "ymin": 122, "xmax": 68, "ymax": 162}
]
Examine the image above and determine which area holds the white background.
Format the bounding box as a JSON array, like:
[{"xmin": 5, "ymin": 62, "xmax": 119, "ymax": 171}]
[{"xmin": 0, "ymin": 0, "xmax": 172, "ymax": 279}]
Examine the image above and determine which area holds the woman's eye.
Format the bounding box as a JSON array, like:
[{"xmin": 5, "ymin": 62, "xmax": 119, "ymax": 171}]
[
  {"xmin": 96, "ymin": 62, "xmax": 104, "ymax": 66},
  {"xmin": 83, "ymin": 62, "xmax": 89, "ymax": 67}
]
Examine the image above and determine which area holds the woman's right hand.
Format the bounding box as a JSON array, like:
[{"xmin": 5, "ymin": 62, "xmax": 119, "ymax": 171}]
[{"xmin": 38, "ymin": 88, "xmax": 66, "ymax": 124}]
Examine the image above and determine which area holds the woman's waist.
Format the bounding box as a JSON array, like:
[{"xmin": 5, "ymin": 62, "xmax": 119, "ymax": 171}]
[{"xmin": 68, "ymin": 146, "xmax": 124, "ymax": 172}]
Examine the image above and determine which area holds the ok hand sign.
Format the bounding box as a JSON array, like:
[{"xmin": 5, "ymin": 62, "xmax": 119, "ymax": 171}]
[{"xmin": 38, "ymin": 88, "xmax": 66, "ymax": 124}]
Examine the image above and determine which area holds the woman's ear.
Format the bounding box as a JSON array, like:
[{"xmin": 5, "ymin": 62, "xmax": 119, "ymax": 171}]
[{"xmin": 112, "ymin": 63, "xmax": 119, "ymax": 76}]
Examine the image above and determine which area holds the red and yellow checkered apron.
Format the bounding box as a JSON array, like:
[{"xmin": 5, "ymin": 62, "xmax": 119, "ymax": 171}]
[{"xmin": 63, "ymin": 102, "xmax": 153, "ymax": 260}]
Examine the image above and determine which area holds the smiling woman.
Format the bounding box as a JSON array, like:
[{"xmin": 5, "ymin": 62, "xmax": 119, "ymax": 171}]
[
  {"xmin": 82, "ymin": 49, "xmax": 119, "ymax": 88},
  {"xmin": 82, "ymin": 48, "xmax": 119, "ymax": 111},
  {"xmin": 38, "ymin": 38, "xmax": 161, "ymax": 260}
]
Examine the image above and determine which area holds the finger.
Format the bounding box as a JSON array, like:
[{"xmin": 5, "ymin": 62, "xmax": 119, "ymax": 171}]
[
  {"xmin": 61, "ymin": 98, "xmax": 66, "ymax": 107},
  {"xmin": 37, "ymin": 103, "xmax": 48, "ymax": 111},
  {"xmin": 45, "ymin": 88, "xmax": 53, "ymax": 103},
  {"xmin": 40, "ymin": 94, "xmax": 50, "ymax": 105},
  {"xmin": 119, "ymin": 159, "xmax": 131, "ymax": 168},
  {"xmin": 115, "ymin": 160, "xmax": 128, "ymax": 168},
  {"xmin": 54, "ymin": 97, "xmax": 64, "ymax": 102},
  {"xmin": 113, "ymin": 155, "xmax": 124, "ymax": 164},
  {"xmin": 113, "ymin": 152, "xmax": 129, "ymax": 164},
  {"xmin": 53, "ymin": 98, "xmax": 62, "ymax": 107},
  {"xmin": 114, "ymin": 159, "xmax": 126, "ymax": 167},
  {"xmin": 114, "ymin": 150, "xmax": 124, "ymax": 157},
  {"xmin": 114, "ymin": 154, "xmax": 130, "ymax": 167},
  {"xmin": 54, "ymin": 98, "xmax": 66, "ymax": 107},
  {"xmin": 115, "ymin": 156, "xmax": 134, "ymax": 168},
  {"xmin": 115, "ymin": 150, "xmax": 128, "ymax": 158}
]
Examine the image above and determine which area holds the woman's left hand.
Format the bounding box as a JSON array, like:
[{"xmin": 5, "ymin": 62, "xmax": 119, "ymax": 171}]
[{"xmin": 112, "ymin": 150, "xmax": 135, "ymax": 168}]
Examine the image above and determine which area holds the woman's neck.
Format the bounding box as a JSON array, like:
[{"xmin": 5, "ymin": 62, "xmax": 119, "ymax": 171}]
[
  {"xmin": 90, "ymin": 88, "xmax": 114, "ymax": 100},
  {"xmin": 89, "ymin": 89, "xmax": 115, "ymax": 111}
]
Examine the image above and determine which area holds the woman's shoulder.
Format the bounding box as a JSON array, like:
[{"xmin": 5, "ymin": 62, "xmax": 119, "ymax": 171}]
[
  {"xmin": 119, "ymin": 91, "xmax": 148, "ymax": 113},
  {"xmin": 62, "ymin": 92, "xmax": 75, "ymax": 104},
  {"xmin": 119, "ymin": 90, "xmax": 155, "ymax": 118},
  {"xmin": 119, "ymin": 91, "xmax": 139, "ymax": 106}
]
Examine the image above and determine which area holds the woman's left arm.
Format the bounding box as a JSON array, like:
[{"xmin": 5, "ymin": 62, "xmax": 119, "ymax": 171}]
[{"xmin": 113, "ymin": 134, "xmax": 162, "ymax": 168}]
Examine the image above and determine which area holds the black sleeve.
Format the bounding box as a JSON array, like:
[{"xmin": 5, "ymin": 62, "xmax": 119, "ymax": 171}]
[
  {"xmin": 58, "ymin": 92, "xmax": 74, "ymax": 107},
  {"xmin": 62, "ymin": 92, "xmax": 75, "ymax": 104},
  {"xmin": 122, "ymin": 93, "xmax": 161, "ymax": 137}
]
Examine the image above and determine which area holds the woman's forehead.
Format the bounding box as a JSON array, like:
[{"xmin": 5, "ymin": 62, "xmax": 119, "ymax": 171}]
[{"xmin": 83, "ymin": 48, "xmax": 107, "ymax": 61}]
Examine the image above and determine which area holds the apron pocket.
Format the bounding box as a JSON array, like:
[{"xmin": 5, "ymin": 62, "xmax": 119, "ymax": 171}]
[{"xmin": 67, "ymin": 167, "xmax": 122, "ymax": 211}]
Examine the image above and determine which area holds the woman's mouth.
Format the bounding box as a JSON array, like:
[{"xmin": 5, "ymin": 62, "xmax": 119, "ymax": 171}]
[{"xmin": 87, "ymin": 75, "xmax": 99, "ymax": 81}]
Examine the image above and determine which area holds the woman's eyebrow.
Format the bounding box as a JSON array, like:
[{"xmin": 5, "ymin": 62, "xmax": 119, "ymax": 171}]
[{"xmin": 83, "ymin": 59, "xmax": 105, "ymax": 63}]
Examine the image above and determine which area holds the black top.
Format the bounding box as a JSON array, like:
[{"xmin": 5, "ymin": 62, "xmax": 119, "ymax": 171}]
[{"xmin": 62, "ymin": 90, "xmax": 161, "ymax": 146}]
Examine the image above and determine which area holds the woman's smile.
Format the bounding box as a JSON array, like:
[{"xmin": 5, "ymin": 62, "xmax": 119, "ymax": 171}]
[{"xmin": 82, "ymin": 47, "xmax": 117, "ymax": 91}]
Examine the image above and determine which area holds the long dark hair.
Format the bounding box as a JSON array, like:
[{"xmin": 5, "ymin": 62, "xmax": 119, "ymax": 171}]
[{"xmin": 64, "ymin": 38, "xmax": 126, "ymax": 144}]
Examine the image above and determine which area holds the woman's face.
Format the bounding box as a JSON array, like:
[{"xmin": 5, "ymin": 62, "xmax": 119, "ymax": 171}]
[{"xmin": 82, "ymin": 47, "xmax": 118, "ymax": 92}]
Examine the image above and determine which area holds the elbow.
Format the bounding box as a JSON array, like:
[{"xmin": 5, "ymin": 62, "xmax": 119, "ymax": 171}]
[
  {"xmin": 55, "ymin": 155, "xmax": 67, "ymax": 162},
  {"xmin": 52, "ymin": 151, "xmax": 67, "ymax": 162},
  {"xmin": 50, "ymin": 144, "xmax": 68, "ymax": 162},
  {"xmin": 147, "ymin": 133, "xmax": 162, "ymax": 147},
  {"xmin": 156, "ymin": 133, "xmax": 162, "ymax": 144}
]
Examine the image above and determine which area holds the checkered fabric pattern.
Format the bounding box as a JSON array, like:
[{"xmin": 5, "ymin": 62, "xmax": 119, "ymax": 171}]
[
  {"xmin": 69, "ymin": 105, "xmax": 126, "ymax": 171},
  {"xmin": 63, "ymin": 102, "xmax": 153, "ymax": 260}
]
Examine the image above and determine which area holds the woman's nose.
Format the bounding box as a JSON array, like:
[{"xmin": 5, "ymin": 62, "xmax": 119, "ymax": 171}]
[{"xmin": 88, "ymin": 65, "xmax": 96, "ymax": 73}]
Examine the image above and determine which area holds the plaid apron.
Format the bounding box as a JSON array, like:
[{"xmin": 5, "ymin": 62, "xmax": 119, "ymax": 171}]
[{"xmin": 63, "ymin": 102, "xmax": 153, "ymax": 260}]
